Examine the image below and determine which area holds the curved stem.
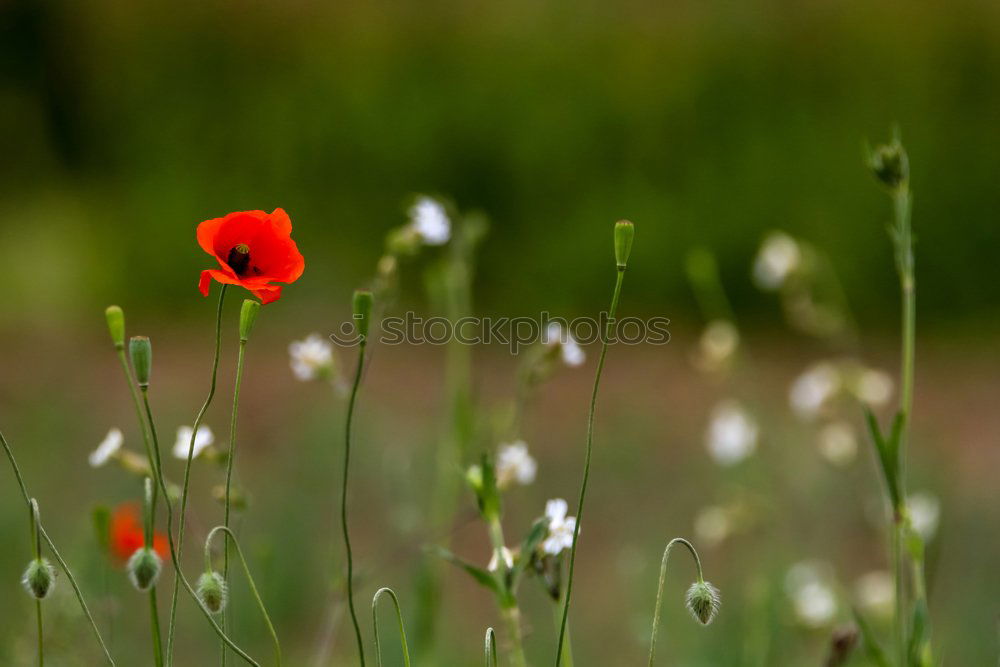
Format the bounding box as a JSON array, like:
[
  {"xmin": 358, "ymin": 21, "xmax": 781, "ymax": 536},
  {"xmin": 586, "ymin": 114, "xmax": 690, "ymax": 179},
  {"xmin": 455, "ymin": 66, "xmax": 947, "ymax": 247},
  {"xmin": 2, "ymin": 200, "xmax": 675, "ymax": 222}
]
[
  {"xmin": 206, "ymin": 526, "xmax": 282, "ymax": 667},
  {"xmin": 169, "ymin": 284, "xmax": 228, "ymax": 663},
  {"xmin": 114, "ymin": 346, "xmax": 159, "ymax": 526},
  {"xmin": 555, "ymin": 268, "xmax": 626, "ymax": 666},
  {"xmin": 1, "ymin": 433, "xmax": 116, "ymax": 665},
  {"xmin": 484, "ymin": 627, "xmax": 498, "ymax": 667},
  {"xmin": 647, "ymin": 538, "xmax": 704, "ymax": 666},
  {"xmin": 372, "ymin": 587, "xmax": 411, "ymax": 667},
  {"xmin": 139, "ymin": 389, "xmax": 260, "ymax": 666},
  {"xmin": 342, "ymin": 340, "xmax": 368, "ymax": 665},
  {"xmin": 222, "ymin": 339, "xmax": 248, "ymax": 666}
]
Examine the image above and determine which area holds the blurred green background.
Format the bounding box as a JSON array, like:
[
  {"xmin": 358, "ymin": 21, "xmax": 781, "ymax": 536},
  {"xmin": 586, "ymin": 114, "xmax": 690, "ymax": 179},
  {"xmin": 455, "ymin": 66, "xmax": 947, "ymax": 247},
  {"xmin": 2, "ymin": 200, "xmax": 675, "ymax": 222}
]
[{"xmin": 1, "ymin": 0, "xmax": 999, "ymax": 665}]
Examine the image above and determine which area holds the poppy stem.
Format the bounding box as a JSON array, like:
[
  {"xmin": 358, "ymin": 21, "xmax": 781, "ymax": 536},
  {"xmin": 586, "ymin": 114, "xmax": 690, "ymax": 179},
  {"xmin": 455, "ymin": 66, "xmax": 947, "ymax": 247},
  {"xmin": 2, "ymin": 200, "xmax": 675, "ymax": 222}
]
[
  {"xmin": 343, "ymin": 334, "xmax": 368, "ymax": 666},
  {"xmin": 149, "ymin": 587, "xmax": 164, "ymax": 667},
  {"xmin": 221, "ymin": 337, "xmax": 249, "ymax": 666},
  {"xmin": 30, "ymin": 499, "xmax": 44, "ymax": 667},
  {"xmin": 0, "ymin": 432, "xmax": 116, "ymax": 665},
  {"xmin": 647, "ymin": 538, "xmax": 704, "ymax": 666},
  {"xmin": 555, "ymin": 261, "xmax": 628, "ymax": 666},
  {"xmin": 139, "ymin": 387, "xmax": 261, "ymax": 666},
  {"xmin": 167, "ymin": 284, "xmax": 228, "ymax": 664}
]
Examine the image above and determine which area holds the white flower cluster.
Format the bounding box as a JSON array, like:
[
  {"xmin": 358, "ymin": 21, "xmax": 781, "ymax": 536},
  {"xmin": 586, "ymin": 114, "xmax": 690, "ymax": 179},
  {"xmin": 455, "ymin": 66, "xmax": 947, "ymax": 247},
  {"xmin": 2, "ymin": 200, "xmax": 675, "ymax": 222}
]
[
  {"xmin": 545, "ymin": 322, "xmax": 585, "ymax": 367},
  {"xmin": 753, "ymin": 232, "xmax": 802, "ymax": 290},
  {"xmin": 705, "ymin": 400, "xmax": 759, "ymax": 465},
  {"xmin": 495, "ymin": 441, "xmax": 537, "ymax": 488},
  {"xmin": 89, "ymin": 428, "xmax": 124, "ymax": 467},
  {"xmin": 289, "ymin": 334, "xmax": 335, "ymax": 381},
  {"xmin": 173, "ymin": 425, "xmax": 215, "ymax": 460},
  {"xmin": 408, "ymin": 196, "xmax": 451, "ymax": 246},
  {"xmin": 542, "ymin": 498, "xmax": 577, "ymax": 556}
]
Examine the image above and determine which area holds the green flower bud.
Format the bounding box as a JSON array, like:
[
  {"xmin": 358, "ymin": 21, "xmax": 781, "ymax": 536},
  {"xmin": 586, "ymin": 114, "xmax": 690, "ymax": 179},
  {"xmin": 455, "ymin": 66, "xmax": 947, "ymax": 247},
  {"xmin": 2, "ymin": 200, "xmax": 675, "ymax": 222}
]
[
  {"xmin": 685, "ymin": 580, "xmax": 721, "ymax": 625},
  {"xmin": 22, "ymin": 558, "xmax": 55, "ymax": 599},
  {"xmin": 614, "ymin": 220, "xmax": 635, "ymax": 270},
  {"xmin": 868, "ymin": 141, "xmax": 909, "ymax": 189},
  {"xmin": 129, "ymin": 336, "xmax": 152, "ymax": 388},
  {"xmin": 465, "ymin": 464, "xmax": 484, "ymax": 494},
  {"xmin": 197, "ymin": 570, "xmax": 228, "ymax": 614},
  {"xmin": 353, "ymin": 289, "xmax": 374, "ymax": 342},
  {"xmin": 239, "ymin": 299, "xmax": 261, "ymax": 342},
  {"xmin": 127, "ymin": 547, "xmax": 162, "ymax": 591},
  {"xmin": 105, "ymin": 306, "xmax": 126, "ymax": 349}
]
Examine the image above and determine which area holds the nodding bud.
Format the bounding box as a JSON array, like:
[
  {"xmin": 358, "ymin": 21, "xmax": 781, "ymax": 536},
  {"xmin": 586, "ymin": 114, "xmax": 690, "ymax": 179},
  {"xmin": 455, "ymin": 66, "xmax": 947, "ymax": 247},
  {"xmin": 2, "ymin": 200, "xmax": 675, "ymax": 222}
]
[
  {"xmin": 197, "ymin": 571, "xmax": 228, "ymax": 614},
  {"xmin": 127, "ymin": 547, "xmax": 162, "ymax": 591},
  {"xmin": 129, "ymin": 336, "xmax": 152, "ymax": 388},
  {"xmin": 869, "ymin": 141, "xmax": 909, "ymax": 189},
  {"xmin": 353, "ymin": 289, "xmax": 374, "ymax": 341},
  {"xmin": 22, "ymin": 558, "xmax": 56, "ymax": 599},
  {"xmin": 105, "ymin": 306, "xmax": 126, "ymax": 349},
  {"xmin": 685, "ymin": 580, "xmax": 721, "ymax": 625},
  {"xmin": 239, "ymin": 299, "xmax": 261, "ymax": 342},
  {"xmin": 614, "ymin": 220, "xmax": 635, "ymax": 270}
]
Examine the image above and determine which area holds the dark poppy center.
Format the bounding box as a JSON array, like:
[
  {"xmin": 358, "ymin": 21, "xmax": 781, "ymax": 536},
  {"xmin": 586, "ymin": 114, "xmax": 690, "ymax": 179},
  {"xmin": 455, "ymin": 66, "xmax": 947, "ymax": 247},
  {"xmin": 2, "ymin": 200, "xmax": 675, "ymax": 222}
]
[{"xmin": 227, "ymin": 243, "xmax": 252, "ymax": 276}]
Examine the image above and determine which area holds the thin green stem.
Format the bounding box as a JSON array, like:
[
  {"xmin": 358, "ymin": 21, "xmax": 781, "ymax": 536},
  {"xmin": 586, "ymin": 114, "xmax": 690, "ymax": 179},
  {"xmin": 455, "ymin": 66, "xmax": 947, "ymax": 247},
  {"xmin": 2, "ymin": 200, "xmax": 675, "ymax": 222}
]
[
  {"xmin": 372, "ymin": 587, "xmax": 411, "ymax": 667},
  {"xmin": 647, "ymin": 538, "xmax": 704, "ymax": 666},
  {"xmin": 206, "ymin": 526, "xmax": 282, "ymax": 666},
  {"xmin": 343, "ymin": 339, "xmax": 368, "ymax": 666},
  {"xmin": 1, "ymin": 433, "xmax": 115, "ymax": 665},
  {"xmin": 486, "ymin": 517, "xmax": 526, "ymax": 667},
  {"xmin": 553, "ymin": 604, "xmax": 574, "ymax": 667},
  {"xmin": 114, "ymin": 346, "xmax": 160, "ymax": 520},
  {"xmin": 36, "ymin": 599, "xmax": 43, "ymax": 667},
  {"xmin": 484, "ymin": 627, "xmax": 498, "ymax": 667},
  {"xmin": 150, "ymin": 587, "xmax": 164, "ymax": 667},
  {"xmin": 168, "ymin": 284, "xmax": 228, "ymax": 663},
  {"xmin": 555, "ymin": 268, "xmax": 626, "ymax": 666},
  {"xmin": 139, "ymin": 389, "xmax": 260, "ymax": 666},
  {"xmin": 31, "ymin": 498, "xmax": 43, "ymax": 667},
  {"xmin": 222, "ymin": 340, "xmax": 248, "ymax": 666}
]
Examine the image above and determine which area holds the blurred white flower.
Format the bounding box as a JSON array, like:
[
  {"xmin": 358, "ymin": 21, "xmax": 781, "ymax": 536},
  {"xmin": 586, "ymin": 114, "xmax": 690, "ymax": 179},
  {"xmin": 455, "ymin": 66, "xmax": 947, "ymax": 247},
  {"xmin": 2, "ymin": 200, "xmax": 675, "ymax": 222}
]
[
  {"xmin": 854, "ymin": 570, "xmax": 894, "ymax": 620},
  {"xmin": 487, "ymin": 546, "xmax": 514, "ymax": 572},
  {"xmin": 705, "ymin": 400, "xmax": 759, "ymax": 465},
  {"xmin": 546, "ymin": 322, "xmax": 585, "ymax": 367},
  {"xmin": 173, "ymin": 425, "xmax": 215, "ymax": 460},
  {"xmin": 853, "ymin": 368, "xmax": 894, "ymax": 407},
  {"xmin": 753, "ymin": 232, "xmax": 802, "ymax": 290},
  {"xmin": 495, "ymin": 441, "xmax": 537, "ymax": 488},
  {"xmin": 907, "ymin": 492, "xmax": 941, "ymax": 541},
  {"xmin": 785, "ymin": 562, "xmax": 837, "ymax": 628},
  {"xmin": 817, "ymin": 421, "xmax": 857, "ymax": 466},
  {"xmin": 789, "ymin": 362, "xmax": 841, "ymax": 420},
  {"xmin": 696, "ymin": 320, "xmax": 739, "ymax": 371},
  {"xmin": 543, "ymin": 498, "xmax": 577, "ymax": 556},
  {"xmin": 289, "ymin": 334, "xmax": 334, "ymax": 381},
  {"xmin": 694, "ymin": 505, "xmax": 731, "ymax": 548},
  {"xmin": 408, "ymin": 196, "xmax": 451, "ymax": 246},
  {"xmin": 89, "ymin": 428, "xmax": 123, "ymax": 467}
]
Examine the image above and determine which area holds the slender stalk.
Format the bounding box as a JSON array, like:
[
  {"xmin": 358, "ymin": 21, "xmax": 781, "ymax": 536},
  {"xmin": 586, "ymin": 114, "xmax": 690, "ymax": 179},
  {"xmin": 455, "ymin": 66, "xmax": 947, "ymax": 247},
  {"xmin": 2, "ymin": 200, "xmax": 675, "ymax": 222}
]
[
  {"xmin": 168, "ymin": 284, "xmax": 228, "ymax": 662},
  {"xmin": 486, "ymin": 517, "xmax": 526, "ymax": 667},
  {"xmin": 221, "ymin": 339, "xmax": 248, "ymax": 666},
  {"xmin": 149, "ymin": 587, "xmax": 164, "ymax": 667},
  {"xmin": 1, "ymin": 433, "xmax": 115, "ymax": 665},
  {"xmin": 139, "ymin": 389, "xmax": 261, "ymax": 666},
  {"xmin": 142, "ymin": 478, "xmax": 165, "ymax": 667},
  {"xmin": 30, "ymin": 499, "xmax": 44, "ymax": 667},
  {"xmin": 372, "ymin": 587, "xmax": 411, "ymax": 667},
  {"xmin": 206, "ymin": 526, "xmax": 282, "ymax": 666},
  {"xmin": 647, "ymin": 538, "xmax": 704, "ymax": 666},
  {"xmin": 343, "ymin": 338, "xmax": 368, "ymax": 665},
  {"xmin": 553, "ymin": 605, "xmax": 573, "ymax": 667},
  {"xmin": 484, "ymin": 627, "xmax": 498, "ymax": 667},
  {"xmin": 555, "ymin": 268, "xmax": 626, "ymax": 665},
  {"xmin": 501, "ymin": 607, "xmax": 527, "ymax": 667}
]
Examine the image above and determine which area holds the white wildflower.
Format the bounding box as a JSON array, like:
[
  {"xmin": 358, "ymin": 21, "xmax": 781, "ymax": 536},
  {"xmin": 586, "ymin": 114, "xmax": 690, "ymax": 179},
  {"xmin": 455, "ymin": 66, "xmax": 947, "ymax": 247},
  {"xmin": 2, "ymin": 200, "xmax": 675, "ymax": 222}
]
[
  {"xmin": 753, "ymin": 232, "xmax": 801, "ymax": 290},
  {"xmin": 495, "ymin": 441, "xmax": 537, "ymax": 488},
  {"xmin": 89, "ymin": 428, "xmax": 123, "ymax": 467},
  {"xmin": 785, "ymin": 562, "xmax": 837, "ymax": 628},
  {"xmin": 289, "ymin": 333, "xmax": 334, "ymax": 381},
  {"xmin": 817, "ymin": 421, "xmax": 857, "ymax": 466},
  {"xmin": 696, "ymin": 320, "xmax": 739, "ymax": 370},
  {"xmin": 408, "ymin": 196, "xmax": 451, "ymax": 245},
  {"xmin": 789, "ymin": 362, "xmax": 841, "ymax": 420},
  {"xmin": 545, "ymin": 322, "xmax": 585, "ymax": 367},
  {"xmin": 854, "ymin": 368, "xmax": 894, "ymax": 407},
  {"xmin": 705, "ymin": 400, "xmax": 759, "ymax": 465},
  {"xmin": 907, "ymin": 492, "xmax": 940, "ymax": 541},
  {"xmin": 173, "ymin": 425, "xmax": 215, "ymax": 460},
  {"xmin": 487, "ymin": 546, "xmax": 514, "ymax": 572},
  {"xmin": 694, "ymin": 505, "xmax": 731, "ymax": 548},
  {"xmin": 854, "ymin": 570, "xmax": 894, "ymax": 620},
  {"xmin": 542, "ymin": 498, "xmax": 577, "ymax": 556}
]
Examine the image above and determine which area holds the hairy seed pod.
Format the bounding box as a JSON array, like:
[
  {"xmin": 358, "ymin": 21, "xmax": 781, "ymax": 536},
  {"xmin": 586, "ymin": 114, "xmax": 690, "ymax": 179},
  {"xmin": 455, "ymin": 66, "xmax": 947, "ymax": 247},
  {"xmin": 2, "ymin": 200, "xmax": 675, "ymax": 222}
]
[
  {"xmin": 22, "ymin": 558, "xmax": 56, "ymax": 599},
  {"xmin": 197, "ymin": 570, "xmax": 228, "ymax": 614},
  {"xmin": 127, "ymin": 547, "xmax": 162, "ymax": 591},
  {"xmin": 685, "ymin": 580, "xmax": 721, "ymax": 625}
]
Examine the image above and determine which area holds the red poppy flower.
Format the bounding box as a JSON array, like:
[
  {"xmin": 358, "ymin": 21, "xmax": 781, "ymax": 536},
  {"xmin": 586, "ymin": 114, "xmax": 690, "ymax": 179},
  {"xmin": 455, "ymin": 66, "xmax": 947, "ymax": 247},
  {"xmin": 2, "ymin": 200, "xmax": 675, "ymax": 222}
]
[
  {"xmin": 109, "ymin": 503, "xmax": 168, "ymax": 562},
  {"xmin": 197, "ymin": 208, "xmax": 305, "ymax": 305}
]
